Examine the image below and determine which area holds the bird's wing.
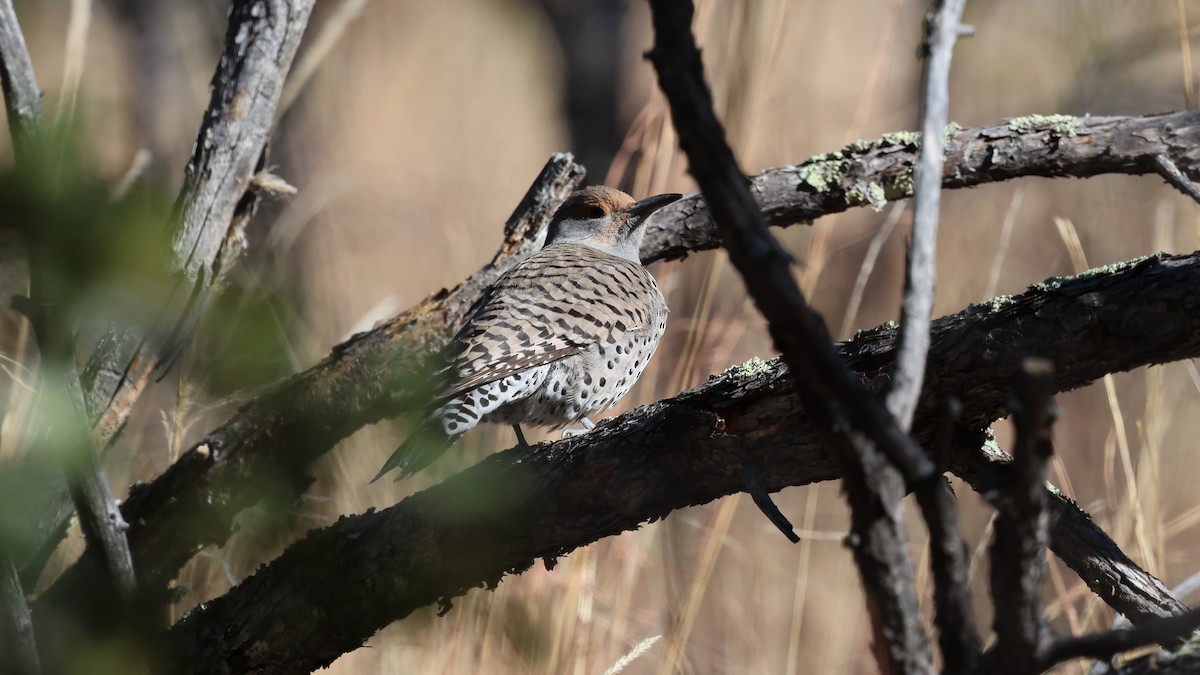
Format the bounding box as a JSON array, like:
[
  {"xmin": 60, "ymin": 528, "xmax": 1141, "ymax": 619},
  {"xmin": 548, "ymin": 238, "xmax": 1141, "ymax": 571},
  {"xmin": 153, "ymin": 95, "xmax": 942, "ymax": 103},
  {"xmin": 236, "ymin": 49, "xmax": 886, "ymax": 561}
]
[{"xmin": 438, "ymin": 244, "xmax": 661, "ymax": 400}]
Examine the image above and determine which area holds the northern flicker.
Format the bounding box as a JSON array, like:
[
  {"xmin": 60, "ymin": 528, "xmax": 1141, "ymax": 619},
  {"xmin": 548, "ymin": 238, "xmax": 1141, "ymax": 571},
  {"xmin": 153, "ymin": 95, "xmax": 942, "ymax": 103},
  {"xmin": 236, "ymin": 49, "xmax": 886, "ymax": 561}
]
[{"xmin": 373, "ymin": 186, "xmax": 681, "ymax": 481}]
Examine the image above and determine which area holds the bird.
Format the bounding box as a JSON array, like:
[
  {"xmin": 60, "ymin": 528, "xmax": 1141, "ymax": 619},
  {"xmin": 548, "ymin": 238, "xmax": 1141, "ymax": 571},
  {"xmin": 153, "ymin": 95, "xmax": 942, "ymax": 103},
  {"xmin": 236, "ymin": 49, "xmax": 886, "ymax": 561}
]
[{"xmin": 372, "ymin": 185, "xmax": 682, "ymax": 482}]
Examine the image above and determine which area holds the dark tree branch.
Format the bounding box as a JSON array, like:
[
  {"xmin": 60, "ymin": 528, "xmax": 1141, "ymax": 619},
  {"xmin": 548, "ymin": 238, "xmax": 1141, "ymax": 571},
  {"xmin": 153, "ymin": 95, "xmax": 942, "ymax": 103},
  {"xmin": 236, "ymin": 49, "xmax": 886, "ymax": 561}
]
[
  {"xmin": 32, "ymin": 110, "xmax": 1200, "ymax": 631},
  {"xmin": 161, "ymin": 252, "xmax": 1200, "ymax": 673},
  {"xmin": 740, "ymin": 464, "xmax": 800, "ymax": 543},
  {"xmin": 988, "ymin": 359, "xmax": 1056, "ymax": 673},
  {"xmin": 955, "ymin": 434, "xmax": 1189, "ymax": 635},
  {"xmin": 914, "ymin": 474, "xmax": 980, "ymax": 671},
  {"xmin": 52, "ymin": 366, "xmax": 138, "ymax": 604},
  {"xmin": 1100, "ymin": 651, "xmax": 1200, "ymax": 675},
  {"xmin": 1036, "ymin": 607, "xmax": 1200, "ymax": 671},
  {"xmin": 917, "ymin": 398, "xmax": 980, "ymax": 672},
  {"xmin": 641, "ymin": 110, "xmax": 1200, "ymax": 264}
]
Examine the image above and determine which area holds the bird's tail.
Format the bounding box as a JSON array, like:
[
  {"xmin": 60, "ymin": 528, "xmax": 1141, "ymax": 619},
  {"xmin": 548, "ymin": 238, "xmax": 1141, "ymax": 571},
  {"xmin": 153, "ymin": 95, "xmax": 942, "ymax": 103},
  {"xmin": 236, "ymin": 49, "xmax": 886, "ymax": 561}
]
[{"xmin": 370, "ymin": 417, "xmax": 459, "ymax": 483}]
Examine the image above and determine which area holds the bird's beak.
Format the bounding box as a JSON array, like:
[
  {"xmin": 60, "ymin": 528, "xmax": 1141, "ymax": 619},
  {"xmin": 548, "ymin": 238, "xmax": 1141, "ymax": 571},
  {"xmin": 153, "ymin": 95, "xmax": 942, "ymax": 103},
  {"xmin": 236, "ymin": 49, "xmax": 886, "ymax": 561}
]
[{"xmin": 626, "ymin": 193, "xmax": 683, "ymax": 220}]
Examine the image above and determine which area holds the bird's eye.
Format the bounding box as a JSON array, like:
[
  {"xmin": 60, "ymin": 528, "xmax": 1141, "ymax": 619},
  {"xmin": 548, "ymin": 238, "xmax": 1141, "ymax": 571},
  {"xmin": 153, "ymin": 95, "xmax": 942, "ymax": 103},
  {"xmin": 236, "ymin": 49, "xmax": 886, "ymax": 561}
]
[{"xmin": 587, "ymin": 206, "xmax": 606, "ymax": 218}]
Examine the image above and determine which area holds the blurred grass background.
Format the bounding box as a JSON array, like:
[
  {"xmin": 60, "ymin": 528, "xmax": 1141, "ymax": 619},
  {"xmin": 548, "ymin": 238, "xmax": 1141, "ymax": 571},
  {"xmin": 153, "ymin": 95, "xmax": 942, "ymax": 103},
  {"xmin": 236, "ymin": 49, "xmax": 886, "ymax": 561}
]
[{"xmin": 2, "ymin": 0, "xmax": 1200, "ymax": 673}]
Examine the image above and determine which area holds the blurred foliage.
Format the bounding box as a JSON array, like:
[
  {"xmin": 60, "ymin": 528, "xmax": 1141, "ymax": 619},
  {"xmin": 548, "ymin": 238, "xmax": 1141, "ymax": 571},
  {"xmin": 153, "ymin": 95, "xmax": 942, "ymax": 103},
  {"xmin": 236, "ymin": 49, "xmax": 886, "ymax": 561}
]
[{"xmin": 0, "ymin": 125, "xmax": 176, "ymax": 343}]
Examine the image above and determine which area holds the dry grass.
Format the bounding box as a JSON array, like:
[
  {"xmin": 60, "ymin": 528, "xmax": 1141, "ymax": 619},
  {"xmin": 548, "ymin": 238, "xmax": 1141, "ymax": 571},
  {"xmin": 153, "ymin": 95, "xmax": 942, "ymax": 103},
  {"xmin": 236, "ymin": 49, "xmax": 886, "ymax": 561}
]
[{"xmin": 4, "ymin": 0, "xmax": 1200, "ymax": 673}]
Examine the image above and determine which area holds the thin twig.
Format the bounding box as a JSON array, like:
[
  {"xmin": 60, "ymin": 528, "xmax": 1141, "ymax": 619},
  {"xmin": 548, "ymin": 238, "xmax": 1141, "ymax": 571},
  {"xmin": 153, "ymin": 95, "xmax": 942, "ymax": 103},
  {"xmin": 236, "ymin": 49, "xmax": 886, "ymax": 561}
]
[
  {"xmin": 890, "ymin": 5, "xmax": 981, "ymax": 671},
  {"xmin": 1037, "ymin": 607, "xmax": 1200, "ymax": 669},
  {"xmin": 0, "ymin": 9, "xmax": 45, "ymax": 667},
  {"xmin": 0, "ymin": 0, "xmax": 43, "ymax": 153},
  {"xmin": 886, "ymin": 0, "xmax": 966, "ymax": 430},
  {"xmin": 58, "ymin": 378, "xmax": 138, "ymax": 603},
  {"xmin": 0, "ymin": 551, "xmax": 39, "ymax": 675},
  {"xmin": 740, "ymin": 464, "xmax": 799, "ymax": 543},
  {"xmin": 1153, "ymin": 154, "xmax": 1200, "ymax": 205}
]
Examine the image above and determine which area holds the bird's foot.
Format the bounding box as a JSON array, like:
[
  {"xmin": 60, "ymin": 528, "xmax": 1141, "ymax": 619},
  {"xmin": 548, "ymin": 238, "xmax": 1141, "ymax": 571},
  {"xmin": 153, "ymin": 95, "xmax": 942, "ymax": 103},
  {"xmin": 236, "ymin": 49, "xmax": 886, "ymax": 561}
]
[{"xmin": 561, "ymin": 417, "xmax": 597, "ymax": 439}]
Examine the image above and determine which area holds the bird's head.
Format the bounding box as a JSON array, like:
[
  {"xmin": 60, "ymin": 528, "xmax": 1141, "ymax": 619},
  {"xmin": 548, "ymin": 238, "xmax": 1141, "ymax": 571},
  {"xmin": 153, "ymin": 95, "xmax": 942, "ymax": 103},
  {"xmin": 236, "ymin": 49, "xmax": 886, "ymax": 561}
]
[{"xmin": 545, "ymin": 186, "xmax": 682, "ymax": 263}]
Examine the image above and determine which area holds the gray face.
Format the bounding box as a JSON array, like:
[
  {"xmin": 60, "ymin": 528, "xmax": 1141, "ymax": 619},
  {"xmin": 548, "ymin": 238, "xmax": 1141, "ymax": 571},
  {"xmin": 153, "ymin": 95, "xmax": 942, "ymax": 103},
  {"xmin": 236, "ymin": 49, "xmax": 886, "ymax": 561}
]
[{"xmin": 545, "ymin": 187, "xmax": 682, "ymax": 263}]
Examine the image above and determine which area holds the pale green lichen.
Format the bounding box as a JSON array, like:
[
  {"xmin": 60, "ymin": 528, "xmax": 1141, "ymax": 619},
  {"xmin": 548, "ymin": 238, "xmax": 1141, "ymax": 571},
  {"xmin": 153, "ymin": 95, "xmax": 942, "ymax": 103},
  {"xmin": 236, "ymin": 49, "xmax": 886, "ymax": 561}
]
[
  {"xmin": 795, "ymin": 155, "xmax": 851, "ymax": 192},
  {"xmin": 1030, "ymin": 277, "xmax": 1064, "ymax": 293},
  {"xmin": 1007, "ymin": 114, "xmax": 1077, "ymax": 137},
  {"xmin": 882, "ymin": 130, "xmax": 923, "ymax": 146},
  {"xmin": 843, "ymin": 124, "xmax": 958, "ymax": 156},
  {"xmin": 845, "ymin": 138, "xmax": 880, "ymax": 154},
  {"xmin": 984, "ymin": 294, "xmax": 1016, "ymax": 312},
  {"xmin": 1032, "ymin": 254, "xmax": 1157, "ymax": 292},
  {"xmin": 724, "ymin": 356, "xmax": 772, "ymax": 378},
  {"xmin": 799, "ymin": 126, "xmax": 956, "ymax": 199},
  {"xmin": 850, "ymin": 181, "xmax": 888, "ymax": 211},
  {"xmin": 885, "ymin": 170, "xmax": 915, "ymax": 200}
]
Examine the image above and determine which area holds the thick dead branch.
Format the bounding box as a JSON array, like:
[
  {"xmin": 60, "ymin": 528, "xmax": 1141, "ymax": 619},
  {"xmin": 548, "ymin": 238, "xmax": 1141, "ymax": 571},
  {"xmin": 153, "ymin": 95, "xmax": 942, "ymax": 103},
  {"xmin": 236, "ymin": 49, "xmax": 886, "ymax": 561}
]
[
  {"xmin": 85, "ymin": 0, "xmax": 316, "ymax": 451},
  {"xmin": 641, "ymin": 110, "xmax": 1200, "ymax": 263},
  {"xmin": 162, "ymin": 252, "xmax": 1200, "ymax": 674},
  {"xmin": 988, "ymin": 359, "xmax": 1055, "ymax": 672}
]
